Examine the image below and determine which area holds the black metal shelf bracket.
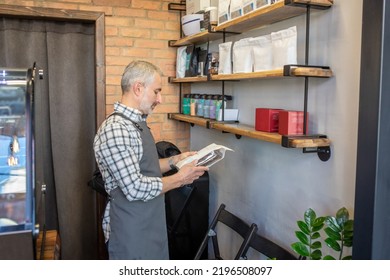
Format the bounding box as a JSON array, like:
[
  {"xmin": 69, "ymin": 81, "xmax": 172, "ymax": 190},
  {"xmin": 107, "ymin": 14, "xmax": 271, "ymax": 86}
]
[
  {"xmin": 281, "ymin": 134, "xmax": 331, "ymax": 161},
  {"xmin": 303, "ymin": 146, "xmax": 331, "ymax": 162}
]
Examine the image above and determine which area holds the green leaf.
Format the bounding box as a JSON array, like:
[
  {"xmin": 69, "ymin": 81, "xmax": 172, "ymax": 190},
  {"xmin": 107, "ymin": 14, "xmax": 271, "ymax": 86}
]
[
  {"xmin": 336, "ymin": 207, "xmax": 349, "ymax": 226},
  {"xmin": 311, "ymin": 241, "xmax": 322, "ymax": 249},
  {"xmin": 311, "ymin": 249, "xmax": 322, "ymax": 260},
  {"xmin": 342, "ymin": 255, "xmax": 352, "ymax": 260},
  {"xmin": 324, "ymin": 227, "xmax": 341, "ymax": 240},
  {"xmin": 311, "ymin": 232, "xmax": 321, "ymax": 240},
  {"xmin": 304, "ymin": 208, "xmax": 316, "ymax": 226},
  {"xmin": 323, "ymin": 255, "xmax": 336, "ymax": 260},
  {"xmin": 344, "ymin": 220, "xmax": 354, "ymax": 231},
  {"xmin": 325, "ymin": 237, "xmax": 341, "ymax": 251},
  {"xmin": 312, "ymin": 224, "xmax": 325, "ymax": 232},
  {"xmin": 297, "ymin": 221, "xmax": 310, "ymax": 235},
  {"xmin": 296, "ymin": 231, "xmax": 309, "ymax": 245},
  {"xmin": 325, "ymin": 216, "xmax": 341, "ymax": 232},
  {"xmin": 291, "ymin": 242, "xmax": 309, "ymax": 257},
  {"xmin": 313, "ymin": 217, "xmax": 326, "ymax": 227}
]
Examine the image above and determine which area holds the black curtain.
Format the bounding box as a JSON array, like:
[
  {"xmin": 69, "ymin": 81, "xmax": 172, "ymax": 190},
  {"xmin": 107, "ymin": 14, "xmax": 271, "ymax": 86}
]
[{"xmin": 0, "ymin": 17, "xmax": 97, "ymax": 259}]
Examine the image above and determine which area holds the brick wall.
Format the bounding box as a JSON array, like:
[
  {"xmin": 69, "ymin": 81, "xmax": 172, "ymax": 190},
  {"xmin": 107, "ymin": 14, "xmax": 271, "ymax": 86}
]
[{"xmin": 1, "ymin": 0, "xmax": 191, "ymax": 152}]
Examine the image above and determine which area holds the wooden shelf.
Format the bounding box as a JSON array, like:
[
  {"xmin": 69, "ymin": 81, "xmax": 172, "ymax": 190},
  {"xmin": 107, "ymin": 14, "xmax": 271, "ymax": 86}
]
[
  {"xmin": 168, "ymin": 1, "xmax": 333, "ymax": 160},
  {"xmin": 212, "ymin": 66, "xmax": 333, "ymax": 80},
  {"xmin": 214, "ymin": 0, "xmax": 333, "ymax": 33},
  {"xmin": 169, "ymin": 1, "xmax": 333, "ymax": 47},
  {"xmin": 212, "ymin": 122, "xmax": 282, "ymax": 144},
  {"xmin": 211, "ymin": 69, "xmax": 285, "ymax": 81},
  {"xmin": 169, "ymin": 66, "xmax": 333, "ymax": 83},
  {"xmin": 169, "ymin": 113, "xmax": 331, "ymax": 149},
  {"xmin": 169, "ymin": 27, "xmax": 221, "ymax": 47},
  {"xmin": 169, "ymin": 76, "xmax": 208, "ymax": 83},
  {"xmin": 168, "ymin": 113, "xmax": 211, "ymax": 127}
]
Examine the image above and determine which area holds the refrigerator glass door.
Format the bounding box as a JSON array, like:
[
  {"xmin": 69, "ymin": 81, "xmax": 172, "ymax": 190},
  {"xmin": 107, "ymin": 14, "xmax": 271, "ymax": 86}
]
[{"xmin": 0, "ymin": 68, "xmax": 34, "ymax": 233}]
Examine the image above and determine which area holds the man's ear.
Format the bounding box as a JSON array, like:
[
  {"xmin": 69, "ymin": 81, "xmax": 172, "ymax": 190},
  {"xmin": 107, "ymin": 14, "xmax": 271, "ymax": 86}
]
[{"xmin": 132, "ymin": 82, "xmax": 144, "ymax": 97}]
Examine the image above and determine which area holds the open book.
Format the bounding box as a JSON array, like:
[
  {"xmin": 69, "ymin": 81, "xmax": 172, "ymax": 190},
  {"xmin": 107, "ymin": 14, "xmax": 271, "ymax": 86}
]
[{"xmin": 176, "ymin": 143, "xmax": 233, "ymax": 169}]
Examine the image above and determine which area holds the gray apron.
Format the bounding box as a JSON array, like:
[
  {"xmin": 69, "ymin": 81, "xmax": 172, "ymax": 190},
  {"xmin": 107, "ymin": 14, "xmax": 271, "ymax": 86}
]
[{"xmin": 108, "ymin": 120, "xmax": 169, "ymax": 260}]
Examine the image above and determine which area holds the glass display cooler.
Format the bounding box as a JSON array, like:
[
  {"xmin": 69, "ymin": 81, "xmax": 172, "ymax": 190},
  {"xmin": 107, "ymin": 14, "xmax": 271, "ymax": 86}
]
[{"xmin": 0, "ymin": 67, "xmax": 37, "ymax": 259}]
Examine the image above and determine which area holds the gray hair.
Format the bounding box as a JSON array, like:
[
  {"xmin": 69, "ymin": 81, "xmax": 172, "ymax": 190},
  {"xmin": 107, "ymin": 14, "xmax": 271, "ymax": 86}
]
[{"xmin": 121, "ymin": 60, "xmax": 162, "ymax": 94}]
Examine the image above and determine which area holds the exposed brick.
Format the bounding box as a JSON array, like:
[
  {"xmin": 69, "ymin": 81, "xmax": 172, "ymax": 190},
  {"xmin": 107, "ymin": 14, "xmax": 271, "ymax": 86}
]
[
  {"xmin": 121, "ymin": 47, "xmax": 152, "ymax": 58},
  {"xmin": 62, "ymin": 0, "xmax": 91, "ymax": 3},
  {"xmin": 106, "ymin": 47, "xmax": 121, "ymax": 56},
  {"xmin": 106, "ymin": 94, "xmax": 121, "ymax": 104},
  {"xmin": 131, "ymin": 0, "xmax": 162, "ymax": 10},
  {"xmin": 114, "ymin": 7, "xmax": 147, "ymax": 18},
  {"xmin": 134, "ymin": 39, "xmax": 165, "ymax": 49},
  {"xmin": 165, "ymin": 21, "xmax": 181, "ymax": 31},
  {"xmin": 105, "ymin": 104, "xmax": 115, "ymax": 115},
  {"xmin": 154, "ymin": 103, "xmax": 179, "ymax": 114},
  {"xmin": 152, "ymin": 30, "xmax": 179, "ymax": 41},
  {"xmin": 106, "ymin": 56, "xmax": 132, "ymax": 66},
  {"xmin": 105, "ymin": 26, "xmax": 119, "ymax": 36},
  {"xmin": 134, "ymin": 18, "xmax": 164, "ymax": 30},
  {"xmin": 106, "ymin": 75, "xmax": 122, "ymax": 86},
  {"xmin": 106, "ymin": 85, "xmax": 119, "ymax": 95},
  {"xmin": 163, "ymin": 94, "xmax": 180, "ymax": 104},
  {"xmin": 78, "ymin": 5, "xmax": 113, "ymax": 16},
  {"xmin": 105, "ymin": 16, "xmax": 134, "ymax": 27},
  {"xmin": 152, "ymin": 49, "xmax": 176, "ymax": 60},
  {"xmin": 147, "ymin": 10, "xmax": 178, "ymax": 21},
  {"xmin": 93, "ymin": 0, "xmax": 130, "ymax": 7},
  {"xmin": 37, "ymin": 2, "xmax": 79, "ymax": 10},
  {"xmin": 107, "ymin": 65, "xmax": 126, "ymax": 75},
  {"xmin": 105, "ymin": 37, "xmax": 133, "ymax": 47},
  {"xmin": 120, "ymin": 27, "xmax": 151, "ymax": 38}
]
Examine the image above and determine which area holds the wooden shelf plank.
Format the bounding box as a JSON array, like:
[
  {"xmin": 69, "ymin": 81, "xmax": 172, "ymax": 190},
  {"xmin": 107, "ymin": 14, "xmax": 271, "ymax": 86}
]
[
  {"xmin": 211, "ymin": 69, "xmax": 284, "ymax": 80},
  {"xmin": 170, "ymin": 28, "xmax": 221, "ymax": 47},
  {"xmin": 289, "ymin": 66, "xmax": 333, "ymax": 77},
  {"xmin": 289, "ymin": 0, "xmax": 334, "ymax": 8},
  {"xmin": 168, "ymin": 114, "xmax": 331, "ymax": 148},
  {"xmin": 211, "ymin": 122, "xmax": 282, "ymax": 144},
  {"xmin": 288, "ymin": 137, "xmax": 331, "ymax": 148},
  {"xmin": 168, "ymin": 113, "xmax": 211, "ymax": 127},
  {"xmin": 169, "ymin": 76, "xmax": 208, "ymax": 83},
  {"xmin": 214, "ymin": 0, "xmax": 332, "ymax": 33},
  {"xmin": 210, "ymin": 66, "xmax": 332, "ymax": 81}
]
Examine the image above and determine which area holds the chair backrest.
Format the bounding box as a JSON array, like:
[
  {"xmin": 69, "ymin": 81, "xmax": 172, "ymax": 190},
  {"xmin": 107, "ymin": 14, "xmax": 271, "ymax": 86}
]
[
  {"xmin": 194, "ymin": 203, "xmax": 258, "ymax": 260},
  {"xmin": 241, "ymin": 232, "xmax": 297, "ymax": 260}
]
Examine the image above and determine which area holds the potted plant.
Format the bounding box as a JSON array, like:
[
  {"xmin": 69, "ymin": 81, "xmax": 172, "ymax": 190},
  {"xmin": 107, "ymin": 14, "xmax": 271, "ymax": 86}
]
[{"xmin": 291, "ymin": 207, "xmax": 354, "ymax": 260}]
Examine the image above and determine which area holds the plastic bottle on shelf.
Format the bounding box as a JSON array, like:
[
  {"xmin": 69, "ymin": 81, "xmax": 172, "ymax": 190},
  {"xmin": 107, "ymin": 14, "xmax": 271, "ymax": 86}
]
[
  {"xmin": 197, "ymin": 94, "xmax": 206, "ymax": 117},
  {"xmin": 182, "ymin": 94, "xmax": 191, "ymax": 115},
  {"xmin": 203, "ymin": 95, "xmax": 211, "ymax": 118},
  {"xmin": 209, "ymin": 95, "xmax": 219, "ymax": 120},
  {"xmin": 190, "ymin": 94, "xmax": 199, "ymax": 116}
]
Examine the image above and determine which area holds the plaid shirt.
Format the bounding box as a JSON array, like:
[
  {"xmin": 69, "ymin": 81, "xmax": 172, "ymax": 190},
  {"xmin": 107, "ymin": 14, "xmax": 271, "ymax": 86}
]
[{"xmin": 93, "ymin": 102, "xmax": 163, "ymax": 242}]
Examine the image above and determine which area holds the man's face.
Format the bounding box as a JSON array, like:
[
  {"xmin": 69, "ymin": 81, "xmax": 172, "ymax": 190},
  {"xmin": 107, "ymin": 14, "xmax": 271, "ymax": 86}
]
[{"xmin": 139, "ymin": 73, "xmax": 162, "ymax": 115}]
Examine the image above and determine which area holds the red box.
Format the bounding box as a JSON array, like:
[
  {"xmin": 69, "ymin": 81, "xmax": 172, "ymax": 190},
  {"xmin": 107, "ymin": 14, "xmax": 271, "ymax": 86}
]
[
  {"xmin": 278, "ymin": 110, "xmax": 309, "ymax": 135},
  {"xmin": 255, "ymin": 108, "xmax": 283, "ymax": 132}
]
